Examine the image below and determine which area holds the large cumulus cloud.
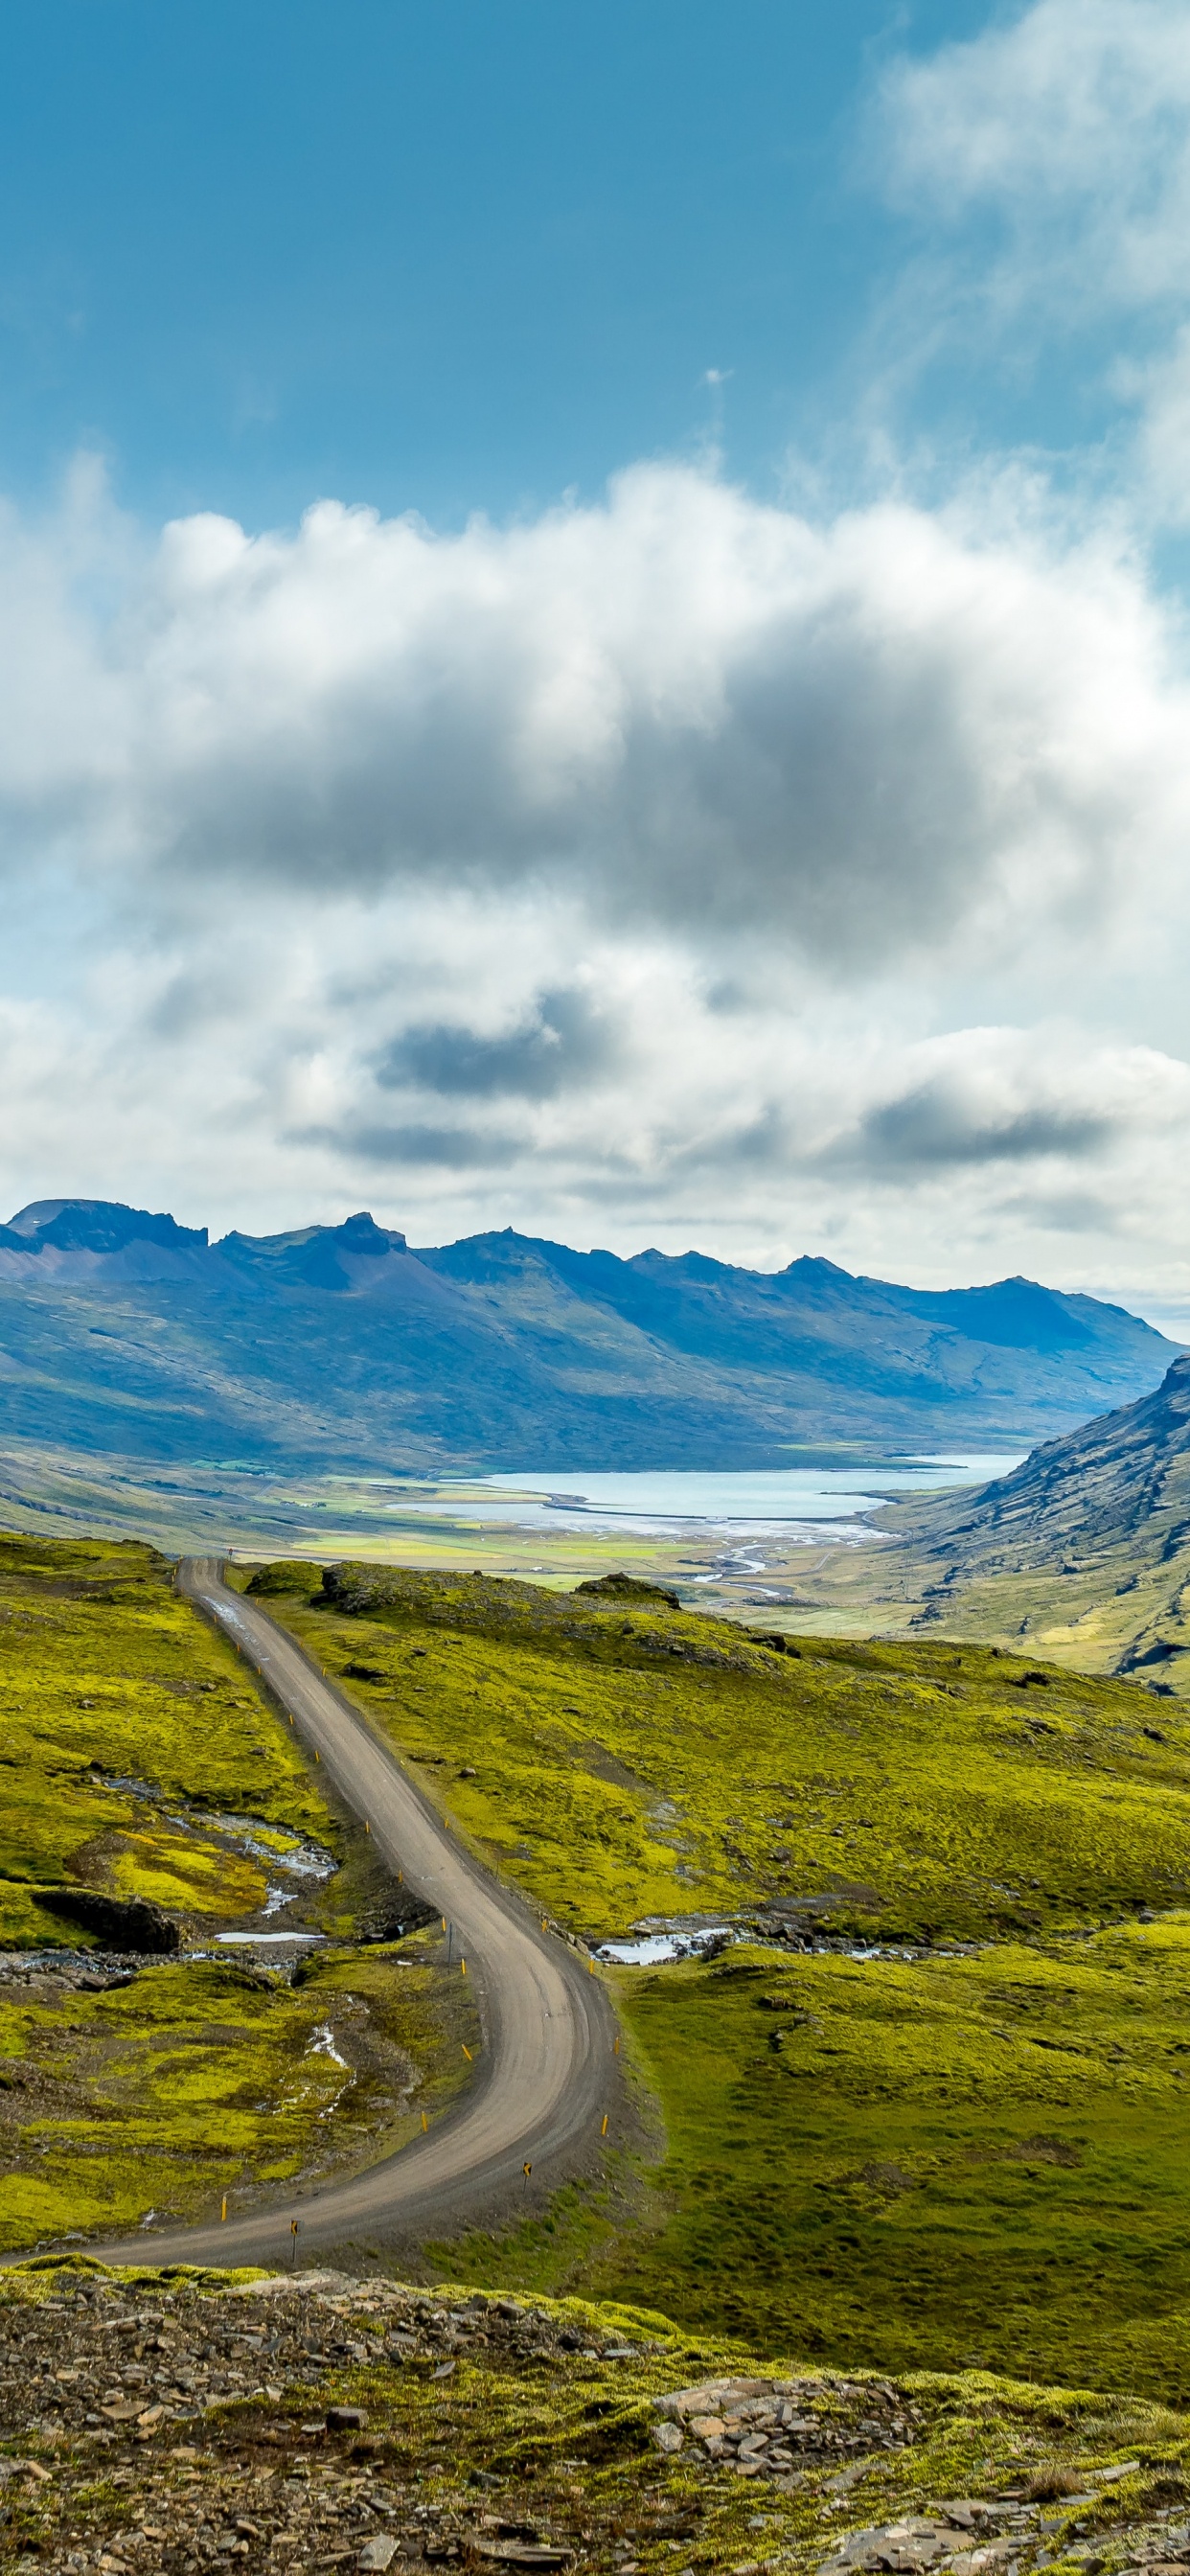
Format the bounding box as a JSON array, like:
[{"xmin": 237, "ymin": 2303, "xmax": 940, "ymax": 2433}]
[{"xmin": 0, "ymin": 459, "xmax": 1185, "ymax": 970}]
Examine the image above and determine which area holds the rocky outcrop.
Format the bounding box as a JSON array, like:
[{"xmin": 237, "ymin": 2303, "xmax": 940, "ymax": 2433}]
[{"xmin": 34, "ymin": 1887, "xmax": 181, "ymax": 1952}]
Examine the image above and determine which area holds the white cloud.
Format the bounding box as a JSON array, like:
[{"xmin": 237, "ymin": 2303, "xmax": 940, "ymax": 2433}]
[
  {"xmin": 877, "ymin": 0, "xmax": 1190, "ymax": 315},
  {"xmin": 0, "ymin": 459, "xmax": 1187, "ymax": 979},
  {"xmin": 5, "ymin": 3, "xmax": 1190, "ymax": 1311},
  {"xmin": 0, "ymin": 444, "xmax": 1184, "ymax": 1310},
  {"xmin": 871, "ymin": 0, "xmax": 1190, "ymax": 521}
]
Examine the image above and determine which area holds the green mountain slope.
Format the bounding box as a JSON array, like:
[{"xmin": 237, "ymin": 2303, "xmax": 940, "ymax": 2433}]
[
  {"xmin": 0, "ymin": 1198, "xmax": 1179, "ymax": 1473},
  {"xmin": 799, "ymin": 1353, "xmax": 1190, "ymax": 1685}
]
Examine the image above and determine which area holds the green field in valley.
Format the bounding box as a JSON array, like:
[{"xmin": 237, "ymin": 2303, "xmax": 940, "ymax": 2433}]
[
  {"xmin": 252, "ymin": 1558, "xmax": 1190, "ymax": 2400},
  {"xmin": 8, "ymin": 1524, "xmax": 1190, "ymax": 2409}
]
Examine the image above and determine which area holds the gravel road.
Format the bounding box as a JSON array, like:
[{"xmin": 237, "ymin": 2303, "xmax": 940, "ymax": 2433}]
[{"xmin": 86, "ymin": 1556, "xmax": 618, "ymax": 2271}]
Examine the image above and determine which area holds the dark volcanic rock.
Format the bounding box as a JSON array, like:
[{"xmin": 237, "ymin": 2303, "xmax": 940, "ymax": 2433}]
[{"xmin": 34, "ymin": 1888, "xmax": 181, "ymax": 1952}]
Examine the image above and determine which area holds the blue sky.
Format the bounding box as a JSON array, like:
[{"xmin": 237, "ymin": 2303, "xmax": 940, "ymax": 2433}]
[
  {"xmin": 1, "ymin": 0, "xmax": 999, "ymax": 525},
  {"xmin": 2, "ymin": 0, "xmax": 1190, "ymax": 1330}
]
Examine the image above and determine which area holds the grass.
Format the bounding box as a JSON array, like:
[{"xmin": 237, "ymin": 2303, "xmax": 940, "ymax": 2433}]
[
  {"xmin": 253, "ymin": 1562, "xmax": 1190, "ymax": 1945},
  {"xmin": 0, "ymin": 1933, "xmax": 477, "ymax": 2254},
  {"xmin": 0, "ymin": 1529, "xmax": 480, "ymax": 2253},
  {"xmin": 12, "ymin": 1533, "xmax": 1190, "ymax": 2404},
  {"xmin": 248, "ymin": 1560, "xmax": 1190, "ymax": 2401},
  {"xmin": 0, "ymin": 1529, "xmax": 330, "ymax": 1945},
  {"xmin": 586, "ymin": 1918, "xmax": 1190, "ymax": 2403}
]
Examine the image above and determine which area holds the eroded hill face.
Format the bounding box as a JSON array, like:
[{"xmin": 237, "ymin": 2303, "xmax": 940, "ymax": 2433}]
[{"xmin": 808, "ymin": 1356, "xmax": 1190, "ymax": 1688}]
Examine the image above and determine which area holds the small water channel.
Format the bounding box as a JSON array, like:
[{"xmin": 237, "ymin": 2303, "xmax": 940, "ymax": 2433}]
[{"xmin": 597, "ymin": 1921, "xmax": 965, "ymax": 1966}]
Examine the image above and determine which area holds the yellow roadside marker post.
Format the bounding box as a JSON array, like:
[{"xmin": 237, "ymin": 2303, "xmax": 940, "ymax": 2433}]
[
  {"xmin": 461, "ymin": 1956, "xmax": 467, "ymax": 1975},
  {"xmin": 220, "ymin": 2195, "xmax": 227, "ymax": 2222},
  {"xmin": 601, "ymin": 2114, "xmax": 608, "ymax": 2137},
  {"xmin": 462, "ymin": 2043, "xmax": 472, "ymax": 2061},
  {"xmin": 422, "ymin": 2111, "xmax": 428, "ymax": 2131},
  {"xmin": 290, "ymin": 2219, "xmax": 300, "ymax": 2269},
  {"xmin": 523, "ymin": 2160, "xmax": 532, "ymax": 2191}
]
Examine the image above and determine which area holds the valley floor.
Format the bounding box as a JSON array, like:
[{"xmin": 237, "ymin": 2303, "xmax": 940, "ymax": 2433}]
[{"xmin": 7, "ymin": 1535, "xmax": 1190, "ymax": 2428}]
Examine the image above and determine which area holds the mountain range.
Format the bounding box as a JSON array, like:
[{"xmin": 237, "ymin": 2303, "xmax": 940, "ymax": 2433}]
[{"xmin": 0, "ymin": 1196, "xmax": 1179, "ymax": 1472}]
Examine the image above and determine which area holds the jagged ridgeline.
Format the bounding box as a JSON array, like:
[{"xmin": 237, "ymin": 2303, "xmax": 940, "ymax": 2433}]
[
  {"xmin": 255, "ymin": 1559, "xmax": 1190, "ymax": 2395},
  {"xmin": 0, "ymin": 1196, "xmax": 1179, "ymax": 1479}
]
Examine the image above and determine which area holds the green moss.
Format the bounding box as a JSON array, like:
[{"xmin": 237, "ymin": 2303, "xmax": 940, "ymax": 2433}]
[
  {"xmin": 262, "ymin": 1563, "xmax": 1190, "ymax": 1945},
  {"xmin": 567, "ymin": 1915, "xmax": 1190, "ymax": 2402},
  {"xmin": 5, "ymin": 2263, "xmax": 1190, "ymax": 2576},
  {"xmin": 0, "ymin": 1528, "xmax": 331, "ymax": 1944},
  {"xmin": 0, "ymin": 1530, "xmax": 484, "ymax": 2248},
  {"xmin": 0, "ymin": 1930, "xmax": 477, "ymax": 2253},
  {"xmin": 238, "ymin": 1563, "xmax": 1190, "ymax": 2400}
]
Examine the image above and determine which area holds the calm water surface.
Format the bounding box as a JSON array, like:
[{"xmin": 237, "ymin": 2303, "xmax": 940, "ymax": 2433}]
[{"xmin": 383, "ymin": 1454, "xmax": 1021, "ymax": 1539}]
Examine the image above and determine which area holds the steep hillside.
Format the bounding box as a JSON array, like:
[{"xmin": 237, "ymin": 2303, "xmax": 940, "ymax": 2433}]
[
  {"xmin": 0, "ymin": 1197, "xmax": 1177, "ymax": 1475},
  {"xmin": 813, "ymin": 1355, "xmax": 1190, "ymax": 1683}
]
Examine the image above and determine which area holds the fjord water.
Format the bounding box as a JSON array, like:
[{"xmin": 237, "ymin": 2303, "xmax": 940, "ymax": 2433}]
[{"xmin": 400, "ymin": 1453, "xmax": 1022, "ymax": 1537}]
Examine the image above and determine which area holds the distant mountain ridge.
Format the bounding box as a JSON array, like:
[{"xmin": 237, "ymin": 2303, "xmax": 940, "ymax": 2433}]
[{"xmin": 0, "ymin": 1196, "xmax": 1179, "ymax": 1472}]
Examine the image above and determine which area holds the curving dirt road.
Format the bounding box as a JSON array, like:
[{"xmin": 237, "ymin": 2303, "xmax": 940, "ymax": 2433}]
[{"xmin": 85, "ymin": 1557, "xmax": 618, "ymax": 2272}]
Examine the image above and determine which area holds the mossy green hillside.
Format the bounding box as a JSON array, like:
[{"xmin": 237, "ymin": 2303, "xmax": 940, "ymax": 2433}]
[
  {"xmin": 253, "ymin": 1563, "xmax": 1190, "ymax": 1944},
  {"xmin": 566, "ymin": 1917, "xmax": 1190, "ymax": 2404},
  {"xmin": 0, "ymin": 1929, "xmax": 477, "ymax": 2254},
  {"xmin": 0, "ymin": 1527, "xmax": 480, "ymax": 2253},
  {"xmin": 0, "ymin": 1530, "xmax": 332, "ymax": 1946},
  {"xmin": 242, "ymin": 1564, "xmax": 1190, "ymax": 2402}
]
